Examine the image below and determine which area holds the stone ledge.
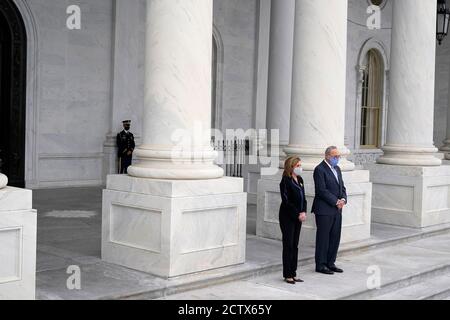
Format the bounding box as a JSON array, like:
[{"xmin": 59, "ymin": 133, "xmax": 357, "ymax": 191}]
[
  {"xmin": 106, "ymin": 175, "xmax": 244, "ymax": 197},
  {"xmin": 0, "ymin": 187, "xmax": 32, "ymax": 212}
]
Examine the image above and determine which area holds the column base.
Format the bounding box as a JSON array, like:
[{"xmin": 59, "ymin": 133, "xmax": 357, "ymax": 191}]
[
  {"xmin": 367, "ymin": 163, "xmax": 450, "ymax": 228},
  {"xmin": 436, "ymin": 152, "xmax": 446, "ymax": 160},
  {"xmin": 102, "ymin": 134, "xmax": 119, "ymax": 183},
  {"xmin": 256, "ymin": 170, "xmax": 372, "ymax": 245},
  {"xmin": 0, "ymin": 187, "xmax": 37, "ymax": 300},
  {"xmin": 128, "ymin": 146, "xmax": 224, "ymax": 180},
  {"xmin": 102, "ymin": 175, "xmax": 247, "ymax": 278},
  {"xmin": 128, "ymin": 163, "xmax": 224, "ymax": 180},
  {"xmin": 441, "ymin": 141, "xmax": 450, "ymax": 160},
  {"xmin": 0, "ymin": 174, "xmax": 7, "ymax": 189},
  {"xmin": 377, "ymin": 145, "xmax": 442, "ymax": 166},
  {"xmin": 440, "ymin": 139, "xmax": 450, "ymax": 152}
]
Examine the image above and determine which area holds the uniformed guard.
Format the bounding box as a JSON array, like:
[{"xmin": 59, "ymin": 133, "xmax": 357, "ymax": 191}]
[{"xmin": 117, "ymin": 120, "xmax": 136, "ymax": 174}]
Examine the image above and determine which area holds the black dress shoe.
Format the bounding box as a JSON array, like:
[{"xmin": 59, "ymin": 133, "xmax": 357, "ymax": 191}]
[
  {"xmin": 285, "ymin": 278, "xmax": 296, "ymax": 284},
  {"xmin": 293, "ymin": 278, "xmax": 304, "ymax": 283},
  {"xmin": 315, "ymin": 267, "xmax": 334, "ymax": 275},
  {"xmin": 328, "ymin": 266, "xmax": 344, "ymax": 273}
]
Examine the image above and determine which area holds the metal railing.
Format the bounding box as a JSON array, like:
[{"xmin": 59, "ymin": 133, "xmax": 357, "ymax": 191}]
[{"xmin": 211, "ymin": 138, "xmax": 249, "ymax": 178}]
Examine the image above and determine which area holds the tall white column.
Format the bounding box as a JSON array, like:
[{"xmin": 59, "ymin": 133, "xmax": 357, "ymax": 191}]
[
  {"xmin": 284, "ymin": 0, "xmax": 355, "ymax": 171},
  {"xmin": 0, "ymin": 174, "xmax": 7, "ymax": 189},
  {"xmin": 266, "ymin": 0, "xmax": 295, "ymax": 149},
  {"xmin": 257, "ymin": 0, "xmax": 372, "ymax": 245},
  {"xmin": 128, "ymin": 0, "xmax": 223, "ymax": 180},
  {"xmin": 440, "ymin": 103, "xmax": 450, "ymax": 159},
  {"xmin": 368, "ymin": 0, "xmax": 450, "ymax": 229},
  {"xmin": 377, "ymin": 0, "xmax": 441, "ymax": 166},
  {"xmin": 102, "ymin": 0, "xmax": 246, "ymax": 278},
  {"xmin": 440, "ymin": 64, "xmax": 450, "ymax": 158}
]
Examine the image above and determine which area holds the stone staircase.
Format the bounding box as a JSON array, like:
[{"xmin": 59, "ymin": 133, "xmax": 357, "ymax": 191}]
[
  {"xmin": 341, "ymin": 264, "xmax": 450, "ymax": 300},
  {"xmin": 35, "ymin": 216, "xmax": 450, "ymax": 300},
  {"xmin": 155, "ymin": 226, "xmax": 450, "ymax": 301}
]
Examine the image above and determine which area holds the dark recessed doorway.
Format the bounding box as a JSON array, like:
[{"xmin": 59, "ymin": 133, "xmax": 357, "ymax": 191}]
[{"xmin": 0, "ymin": 0, "xmax": 27, "ymax": 188}]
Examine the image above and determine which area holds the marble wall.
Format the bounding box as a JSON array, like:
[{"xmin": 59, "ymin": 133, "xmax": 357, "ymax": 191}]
[
  {"xmin": 213, "ymin": 0, "xmax": 259, "ymax": 132},
  {"xmin": 20, "ymin": 0, "xmax": 113, "ymax": 188}
]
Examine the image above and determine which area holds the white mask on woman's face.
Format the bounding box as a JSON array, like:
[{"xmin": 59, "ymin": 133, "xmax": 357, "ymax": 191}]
[{"xmin": 293, "ymin": 167, "xmax": 303, "ymax": 176}]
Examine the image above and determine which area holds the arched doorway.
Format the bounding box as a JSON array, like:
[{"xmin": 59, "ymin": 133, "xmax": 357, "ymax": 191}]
[{"xmin": 0, "ymin": 0, "xmax": 27, "ymax": 188}]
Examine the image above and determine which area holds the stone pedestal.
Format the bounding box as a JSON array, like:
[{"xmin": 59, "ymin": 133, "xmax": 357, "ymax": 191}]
[
  {"xmin": 102, "ymin": 175, "xmax": 247, "ymax": 278},
  {"xmin": 257, "ymin": 170, "xmax": 372, "ymax": 245},
  {"xmin": 242, "ymin": 163, "xmax": 262, "ymax": 205},
  {"xmin": 367, "ymin": 164, "xmax": 450, "ymax": 228},
  {"xmin": 0, "ymin": 187, "xmax": 37, "ymax": 300}
]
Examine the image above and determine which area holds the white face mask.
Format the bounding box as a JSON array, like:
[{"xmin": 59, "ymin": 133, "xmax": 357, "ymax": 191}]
[{"xmin": 293, "ymin": 167, "xmax": 303, "ymax": 176}]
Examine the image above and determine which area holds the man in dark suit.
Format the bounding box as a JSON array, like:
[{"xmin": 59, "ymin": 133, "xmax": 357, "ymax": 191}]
[
  {"xmin": 312, "ymin": 146, "xmax": 347, "ymax": 275},
  {"xmin": 116, "ymin": 120, "xmax": 135, "ymax": 174}
]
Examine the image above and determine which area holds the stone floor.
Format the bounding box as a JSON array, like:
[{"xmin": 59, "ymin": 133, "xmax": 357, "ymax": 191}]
[{"xmin": 33, "ymin": 187, "xmax": 450, "ymax": 300}]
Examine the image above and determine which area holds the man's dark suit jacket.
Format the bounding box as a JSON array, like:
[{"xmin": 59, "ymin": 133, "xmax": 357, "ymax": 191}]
[
  {"xmin": 311, "ymin": 160, "xmax": 347, "ymax": 216},
  {"xmin": 279, "ymin": 175, "xmax": 307, "ymax": 221}
]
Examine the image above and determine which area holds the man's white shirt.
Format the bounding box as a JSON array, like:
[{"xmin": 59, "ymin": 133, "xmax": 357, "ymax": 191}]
[
  {"xmin": 324, "ymin": 160, "xmax": 346, "ymax": 205},
  {"xmin": 324, "ymin": 160, "xmax": 340, "ymax": 184}
]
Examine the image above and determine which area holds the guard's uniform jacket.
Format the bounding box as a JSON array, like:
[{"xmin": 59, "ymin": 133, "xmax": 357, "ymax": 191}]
[{"xmin": 116, "ymin": 130, "xmax": 135, "ymax": 174}]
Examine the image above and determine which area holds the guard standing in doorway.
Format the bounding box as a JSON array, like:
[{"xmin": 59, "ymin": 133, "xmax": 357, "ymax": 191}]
[{"xmin": 117, "ymin": 120, "xmax": 135, "ymax": 174}]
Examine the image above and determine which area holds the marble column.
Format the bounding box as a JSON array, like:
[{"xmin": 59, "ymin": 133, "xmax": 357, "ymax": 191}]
[
  {"xmin": 283, "ymin": 0, "xmax": 355, "ymax": 171},
  {"xmin": 368, "ymin": 0, "xmax": 450, "ymax": 229},
  {"xmin": 377, "ymin": 0, "xmax": 441, "ymax": 166},
  {"xmin": 440, "ymin": 64, "xmax": 450, "ymax": 159},
  {"xmin": 266, "ymin": 0, "xmax": 295, "ymax": 152},
  {"xmin": 257, "ymin": 0, "xmax": 372, "ymax": 245},
  {"xmin": 127, "ymin": 0, "xmax": 223, "ymax": 180},
  {"xmin": 102, "ymin": 0, "xmax": 246, "ymax": 278},
  {"xmin": 0, "ymin": 174, "xmax": 7, "ymax": 189}
]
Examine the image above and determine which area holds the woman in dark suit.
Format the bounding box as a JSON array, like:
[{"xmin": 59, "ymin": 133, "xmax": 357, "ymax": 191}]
[{"xmin": 279, "ymin": 156, "xmax": 307, "ymax": 284}]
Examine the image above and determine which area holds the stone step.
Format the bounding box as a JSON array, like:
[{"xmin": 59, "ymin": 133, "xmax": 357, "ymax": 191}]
[
  {"xmin": 340, "ymin": 264, "xmax": 450, "ymax": 300},
  {"xmin": 117, "ymin": 225, "xmax": 450, "ymax": 300},
  {"xmin": 156, "ymin": 231, "xmax": 450, "ymax": 300},
  {"xmin": 426, "ymin": 288, "xmax": 450, "ymax": 300},
  {"xmin": 373, "ymin": 274, "xmax": 450, "ymax": 300}
]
